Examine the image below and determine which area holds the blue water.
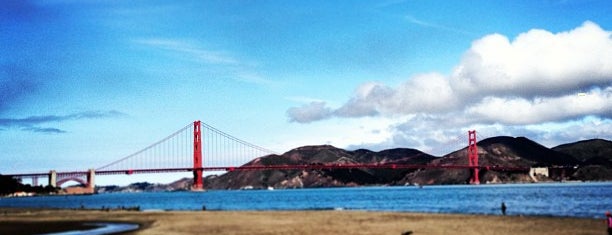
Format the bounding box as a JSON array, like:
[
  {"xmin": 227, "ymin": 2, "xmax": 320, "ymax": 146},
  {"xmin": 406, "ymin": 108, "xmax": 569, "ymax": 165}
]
[{"xmin": 1, "ymin": 182, "xmax": 611, "ymax": 219}]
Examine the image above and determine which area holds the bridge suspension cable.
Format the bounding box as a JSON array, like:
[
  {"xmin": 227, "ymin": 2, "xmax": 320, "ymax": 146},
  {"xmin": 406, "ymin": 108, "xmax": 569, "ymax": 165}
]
[
  {"xmin": 96, "ymin": 122, "xmax": 194, "ymax": 171},
  {"xmin": 95, "ymin": 121, "xmax": 278, "ymax": 173},
  {"xmin": 199, "ymin": 122, "xmax": 278, "ymax": 168}
]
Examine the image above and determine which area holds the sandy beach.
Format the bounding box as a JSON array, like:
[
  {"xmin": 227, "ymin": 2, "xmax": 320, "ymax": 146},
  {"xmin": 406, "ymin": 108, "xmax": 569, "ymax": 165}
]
[{"xmin": 0, "ymin": 208, "xmax": 604, "ymax": 235}]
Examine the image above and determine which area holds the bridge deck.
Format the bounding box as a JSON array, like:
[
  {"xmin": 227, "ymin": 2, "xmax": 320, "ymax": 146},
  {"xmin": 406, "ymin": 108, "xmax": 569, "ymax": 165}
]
[{"xmin": 6, "ymin": 163, "xmax": 531, "ymax": 178}]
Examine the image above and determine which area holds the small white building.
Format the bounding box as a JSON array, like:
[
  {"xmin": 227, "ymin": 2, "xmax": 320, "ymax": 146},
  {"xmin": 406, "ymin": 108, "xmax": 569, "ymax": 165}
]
[{"xmin": 529, "ymin": 167, "xmax": 549, "ymax": 177}]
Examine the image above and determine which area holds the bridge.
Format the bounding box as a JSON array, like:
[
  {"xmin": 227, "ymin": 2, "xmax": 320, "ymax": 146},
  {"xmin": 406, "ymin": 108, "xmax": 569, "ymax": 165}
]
[{"xmin": 5, "ymin": 120, "xmax": 529, "ymax": 192}]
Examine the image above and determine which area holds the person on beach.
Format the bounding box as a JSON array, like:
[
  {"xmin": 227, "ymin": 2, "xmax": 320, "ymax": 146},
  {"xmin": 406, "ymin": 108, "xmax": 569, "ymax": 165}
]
[
  {"xmin": 606, "ymin": 211, "xmax": 612, "ymax": 235},
  {"xmin": 501, "ymin": 202, "xmax": 507, "ymax": 216}
]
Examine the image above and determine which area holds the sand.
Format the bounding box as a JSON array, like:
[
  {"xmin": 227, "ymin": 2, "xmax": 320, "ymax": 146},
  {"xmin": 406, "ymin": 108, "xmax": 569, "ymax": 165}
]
[{"xmin": 0, "ymin": 208, "xmax": 604, "ymax": 235}]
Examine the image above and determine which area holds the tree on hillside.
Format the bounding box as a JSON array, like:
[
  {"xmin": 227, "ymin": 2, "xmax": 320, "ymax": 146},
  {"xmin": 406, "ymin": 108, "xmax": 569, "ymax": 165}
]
[
  {"xmin": 0, "ymin": 174, "xmax": 57, "ymax": 195},
  {"xmin": 0, "ymin": 174, "xmax": 22, "ymax": 195}
]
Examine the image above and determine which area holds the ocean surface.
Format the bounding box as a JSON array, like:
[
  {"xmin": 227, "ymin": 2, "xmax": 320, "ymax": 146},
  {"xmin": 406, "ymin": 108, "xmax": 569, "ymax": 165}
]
[{"xmin": 1, "ymin": 182, "xmax": 611, "ymax": 219}]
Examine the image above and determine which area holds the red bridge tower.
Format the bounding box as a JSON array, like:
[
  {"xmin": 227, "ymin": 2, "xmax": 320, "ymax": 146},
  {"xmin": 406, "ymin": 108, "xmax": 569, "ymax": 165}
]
[
  {"xmin": 193, "ymin": 120, "xmax": 203, "ymax": 190},
  {"xmin": 468, "ymin": 130, "xmax": 480, "ymax": 184}
]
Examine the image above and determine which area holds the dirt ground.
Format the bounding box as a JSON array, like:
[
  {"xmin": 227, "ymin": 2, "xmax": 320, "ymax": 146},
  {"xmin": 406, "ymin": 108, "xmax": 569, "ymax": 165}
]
[{"xmin": 0, "ymin": 208, "xmax": 604, "ymax": 235}]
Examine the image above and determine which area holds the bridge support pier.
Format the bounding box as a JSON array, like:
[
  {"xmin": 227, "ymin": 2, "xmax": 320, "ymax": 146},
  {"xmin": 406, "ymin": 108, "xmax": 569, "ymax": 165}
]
[
  {"xmin": 49, "ymin": 170, "xmax": 57, "ymax": 188},
  {"xmin": 87, "ymin": 169, "xmax": 95, "ymax": 190},
  {"xmin": 193, "ymin": 120, "xmax": 204, "ymax": 190}
]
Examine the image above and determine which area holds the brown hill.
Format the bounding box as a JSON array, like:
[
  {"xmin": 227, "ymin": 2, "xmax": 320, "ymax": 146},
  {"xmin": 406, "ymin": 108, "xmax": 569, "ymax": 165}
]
[
  {"xmin": 204, "ymin": 145, "xmax": 435, "ymax": 189},
  {"xmin": 152, "ymin": 137, "xmax": 609, "ymax": 190},
  {"xmin": 477, "ymin": 136, "xmax": 579, "ymax": 167},
  {"xmin": 552, "ymin": 139, "xmax": 612, "ymax": 181},
  {"xmin": 402, "ymin": 136, "xmax": 580, "ymax": 185},
  {"xmin": 552, "ymin": 139, "xmax": 612, "ymax": 165},
  {"xmin": 204, "ymin": 136, "xmax": 583, "ymax": 188}
]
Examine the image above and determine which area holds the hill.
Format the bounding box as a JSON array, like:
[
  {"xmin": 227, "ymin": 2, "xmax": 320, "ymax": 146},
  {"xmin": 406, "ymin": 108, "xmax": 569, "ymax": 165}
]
[
  {"xmin": 552, "ymin": 139, "xmax": 612, "ymax": 165},
  {"xmin": 203, "ymin": 145, "xmax": 436, "ymax": 189},
  {"xmin": 552, "ymin": 139, "xmax": 612, "ymax": 181},
  {"xmin": 96, "ymin": 181, "xmax": 191, "ymax": 193},
  {"xmin": 400, "ymin": 136, "xmax": 580, "ymax": 185},
  {"xmin": 201, "ymin": 136, "xmax": 600, "ymax": 189}
]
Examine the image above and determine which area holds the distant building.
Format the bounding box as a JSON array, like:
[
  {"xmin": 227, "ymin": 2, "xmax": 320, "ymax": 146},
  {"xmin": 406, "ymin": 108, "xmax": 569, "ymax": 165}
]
[{"xmin": 529, "ymin": 167, "xmax": 549, "ymax": 177}]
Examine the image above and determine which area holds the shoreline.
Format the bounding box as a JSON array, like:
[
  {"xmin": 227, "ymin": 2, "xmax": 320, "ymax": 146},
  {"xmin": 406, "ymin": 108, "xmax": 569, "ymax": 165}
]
[
  {"xmin": 0, "ymin": 206, "xmax": 605, "ymax": 219},
  {"xmin": 1, "ymin": 208, "xmax": 604, "ymax": 235}
]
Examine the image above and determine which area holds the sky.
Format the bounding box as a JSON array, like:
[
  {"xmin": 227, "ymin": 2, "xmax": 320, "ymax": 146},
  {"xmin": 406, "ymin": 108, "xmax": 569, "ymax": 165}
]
[{"xmin": 1, "ymin": 0, "xmax": 611, "ymax": 186}]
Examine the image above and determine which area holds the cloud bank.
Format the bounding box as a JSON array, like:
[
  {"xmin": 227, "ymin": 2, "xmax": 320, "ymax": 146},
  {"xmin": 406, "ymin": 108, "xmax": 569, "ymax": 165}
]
[
  {"xmin": 288, "ymin": 21, "xmax": 612, "ymax": 125},
  {"xmin": 286, "ymin": 21, "xmax": 612, "ymax": 153}
]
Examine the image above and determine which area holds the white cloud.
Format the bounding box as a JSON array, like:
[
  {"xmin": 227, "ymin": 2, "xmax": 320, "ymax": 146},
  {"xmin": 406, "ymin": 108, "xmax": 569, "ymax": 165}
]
[
  {"xmin": 302, "ymin": 73, "xmax": 457, "ymax": 121},
  {"xmin": 451, "ymin": 21, "xmax": 612, "ymax": 98},
  {"xmin": 287, "ymin": 101, "xmax": 333, "ymax": 123},
  {"xmin": 349, "ymin": 115, "xmax": 612, "ymax": 155},
  {"xmin": 334, "ymin": 82, "xmax": 391, "ymax": 118},
  {"xmin": 467, "ymin": 88, "xmax": 612, "ymax": 124},
  {"xmin": 287, "ymin": 21, "xmax": 612, "ymax": 125},
  {"xmin": 286, "ymin": 21, "xmax": 612, "ymax": 151},
  {"xmin": 391, "ymin": 73, "xmax": 457, "ymax": 113}
]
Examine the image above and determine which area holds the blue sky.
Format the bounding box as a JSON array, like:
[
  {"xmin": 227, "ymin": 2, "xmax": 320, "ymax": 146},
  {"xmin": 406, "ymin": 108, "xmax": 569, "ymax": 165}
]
[{"xmin": 1, "ymin": 0, "xmax": 611, "ymax": 186}]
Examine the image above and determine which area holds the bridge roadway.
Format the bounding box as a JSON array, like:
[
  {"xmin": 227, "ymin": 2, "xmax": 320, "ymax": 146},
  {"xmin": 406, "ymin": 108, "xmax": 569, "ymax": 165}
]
[{"xmin": 6, "ymin": 163, "xmax": 530, "ymax": 178}]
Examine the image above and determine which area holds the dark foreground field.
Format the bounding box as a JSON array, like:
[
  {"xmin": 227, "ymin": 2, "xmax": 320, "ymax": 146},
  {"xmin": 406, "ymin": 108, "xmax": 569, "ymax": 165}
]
[{"xmin": 0, "ymin": 208, "xmax": 603, "ymax": 235}]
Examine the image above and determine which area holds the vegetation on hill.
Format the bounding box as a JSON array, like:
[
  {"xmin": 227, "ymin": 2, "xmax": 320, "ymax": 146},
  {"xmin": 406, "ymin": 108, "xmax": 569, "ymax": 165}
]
[
  {"xmin": 202, "ymin": 145, "xmax": 436, "ymax": 189},
  {"xmin": 552, "ymin": 139, "xmax": 612, "ymax": 181},
  {"xmin": 201, "ymin": 137, "xmax": 611, "ymax": 189},
  {"xmin": 552, "ymin": 139, "xmax": 612, "ymax": 165}
]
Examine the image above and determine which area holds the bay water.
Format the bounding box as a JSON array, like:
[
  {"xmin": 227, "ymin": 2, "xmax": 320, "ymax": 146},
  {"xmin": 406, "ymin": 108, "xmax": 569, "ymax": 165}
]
[{"xmin": 1, "ymin": 182, "xmax": 610, "ymax": 219}]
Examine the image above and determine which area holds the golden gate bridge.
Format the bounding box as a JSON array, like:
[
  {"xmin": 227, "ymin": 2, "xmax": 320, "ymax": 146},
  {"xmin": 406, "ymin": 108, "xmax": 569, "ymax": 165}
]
[{"xmin": 5, "ymin": 120, "xmax": 530, "ymax": 192}]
